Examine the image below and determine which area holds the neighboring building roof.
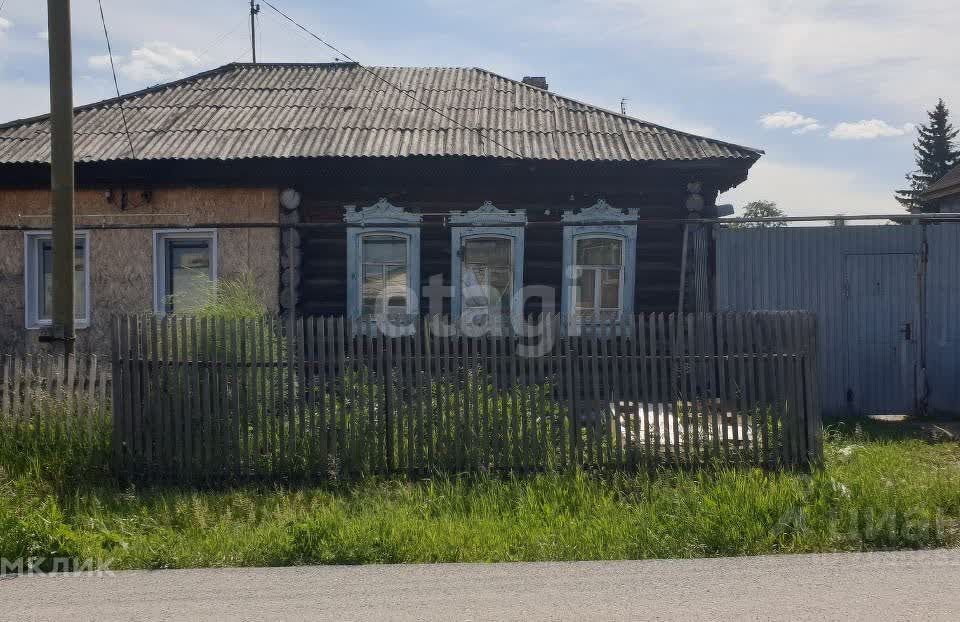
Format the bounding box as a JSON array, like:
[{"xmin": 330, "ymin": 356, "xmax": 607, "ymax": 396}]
[
  {"xmin": 923, "ymin": 163, "xmax": 960, "ymax": 200},
  {"xmin": 0, "ymin": 63, "xmax": 761, "ymax": 166}
]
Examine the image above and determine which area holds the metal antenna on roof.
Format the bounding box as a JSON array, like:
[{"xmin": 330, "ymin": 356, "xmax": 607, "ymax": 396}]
[
  {"xmin": 620, "ymin": 98, "xmax": 629, "ymax": 115},
  {"xmin": 250, "ymin": 0, "xmax": 261, "ymax": 63}
]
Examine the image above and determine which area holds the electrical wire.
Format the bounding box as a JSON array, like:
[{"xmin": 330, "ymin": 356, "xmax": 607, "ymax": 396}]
[
  {"xmin": 260, "ymin": 0, "xmax": 526, "ymax": 159},
  {"xmin": 195, "ymin": 16, "xmax": 250, "ymax": 65},
  {"xmin": 96, "ymin": 0, "xmax": 137, "ymax": 159},
  {"xmin": 260, "ymin": 8, "xmax": 332, "ymax": 57}
]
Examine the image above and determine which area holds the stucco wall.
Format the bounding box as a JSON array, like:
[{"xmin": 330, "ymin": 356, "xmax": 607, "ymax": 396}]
[{"xmin": 0, "ymin": 187, "xmax": 279, "ymax": 354}]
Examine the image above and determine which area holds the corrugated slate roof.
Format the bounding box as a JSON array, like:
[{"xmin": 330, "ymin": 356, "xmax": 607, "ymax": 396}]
[
  {"xmin": 924, "ymin": 163, "xmax": 960, "ymax": 198},
  {"xmin": 0, "ymin": 63, "xmax": 762, "ymax": 165}
]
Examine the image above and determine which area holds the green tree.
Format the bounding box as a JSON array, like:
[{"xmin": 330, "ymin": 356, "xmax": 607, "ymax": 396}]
[
  {"xmin": 732, "ymin": 200, "xmax": 786, "ymax": 228},
  {"xmin": 896, "ymin": 99, "xmax": 960, "ymax": 213}
]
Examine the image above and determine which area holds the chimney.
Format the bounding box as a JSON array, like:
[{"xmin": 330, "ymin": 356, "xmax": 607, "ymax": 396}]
[{"xmin": 521, "ymin": 76, "xmax": 548, "ymax": 90}]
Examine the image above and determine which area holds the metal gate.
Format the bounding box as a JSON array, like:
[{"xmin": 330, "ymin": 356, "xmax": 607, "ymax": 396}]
[
  {"xmin": 716, "ymin": 222, "xmax": 960, "ymax": 416},
  {"xmin": 842, "ymin": 253, "xmax": 920, "ymax": 415}
]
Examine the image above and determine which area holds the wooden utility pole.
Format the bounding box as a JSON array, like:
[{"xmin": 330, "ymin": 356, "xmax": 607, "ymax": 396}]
[
  {"xmin": 47, "ymin": 0, "xmax": 75, "ymax": 355},
  {"xmin": 250, "ymin": 0, "xmax": 261, "ymax": 63}
]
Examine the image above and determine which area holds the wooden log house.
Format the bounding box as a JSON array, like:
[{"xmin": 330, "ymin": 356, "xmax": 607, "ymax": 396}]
[{"xmin": 0, "ymin": 63, "xmax": 762, "ymax": 351}]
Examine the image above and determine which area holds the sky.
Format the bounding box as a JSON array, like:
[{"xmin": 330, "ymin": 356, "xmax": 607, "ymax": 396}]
[{"xmin": 1, "ymin": 0, "xmax": 957, "ymax": 218}]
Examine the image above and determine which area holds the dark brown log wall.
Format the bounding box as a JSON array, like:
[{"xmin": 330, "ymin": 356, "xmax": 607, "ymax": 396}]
[{"xmin": 298, "ymin": 193, "xmax": 689, "ymax": 317}]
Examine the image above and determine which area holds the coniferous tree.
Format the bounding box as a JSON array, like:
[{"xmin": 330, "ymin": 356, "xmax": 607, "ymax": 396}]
[{"xmin": 896, "ymin": 99, "xmax": 959, "ymax": 212}]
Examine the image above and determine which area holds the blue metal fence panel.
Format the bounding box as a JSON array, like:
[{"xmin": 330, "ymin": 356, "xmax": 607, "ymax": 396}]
[
  {"xmin": 715, "ymin": 224, "xmax": 943, "ymax": 415},
  {"xmin": 925, "ymin": 224, "xmax": 960, "ymax": 413}
]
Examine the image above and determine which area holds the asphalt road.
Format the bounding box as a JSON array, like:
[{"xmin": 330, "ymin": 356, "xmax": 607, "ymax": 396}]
[{"xmin": 3, "ymin": 549, "xmax": 959, "ymax": 621}]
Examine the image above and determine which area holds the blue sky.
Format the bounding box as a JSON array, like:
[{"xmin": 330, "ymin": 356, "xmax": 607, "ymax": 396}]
[{"xmin": 1, "ymin": 0, "xmax": 956, "ymax": 217}]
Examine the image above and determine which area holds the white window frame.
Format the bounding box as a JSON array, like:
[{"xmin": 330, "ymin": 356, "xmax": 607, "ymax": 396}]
[
  {"xmin": 355, "ymin": 231, "xmax": 415, "ymax": 317},
  {"xmin": 345, "ymin": 199, "xmax": 422, "ymax": 328},
  {"xmin": 561, "ymin": 200, "xmax": 638, "ymax": 325},
  {"xmin": 152, "ymin": 229, "xmax": 218, "ymax": 316},
  {"xmin": 24, "ymin": 230, "xmax": 91, "ymax": 329},
  {"xmin": 569, "ymin": 234, "xmax": 626, "ymax": 321},
  {"xmin": 450, "ymin": 202, "xmax": 526, "ymax": 330}
]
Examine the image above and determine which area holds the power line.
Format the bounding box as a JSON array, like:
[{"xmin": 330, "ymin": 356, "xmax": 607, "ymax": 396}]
[
  {"xmin": 195, "ymin": 16, "xmax": 249, "ymax": 63},
  {"xmin": 260, "ymin": 0, "xmax": 526, "ymax": 159},
  {"xmin": 96, "ymin": 0, "xmax": 136, "ymax": 159}
]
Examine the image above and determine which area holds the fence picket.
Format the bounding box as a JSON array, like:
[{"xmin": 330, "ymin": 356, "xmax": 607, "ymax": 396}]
[
  {"xmin": 534, "ymin": 316, "xmax": 548, "ymax": 470},
  {"xmin": 646, "ymin": 314, "xmax": 661, "ymax": 464},
  {"xmin": 765, "ymin": 313, "xmax": 785, "ymax": 466},
  {"xmin": 87, "ymin": 312, "xmax": 821, "ymax": 482},
  {"xmin": 715, "ymin": 313, "xmax": 731, "ymax": 462},
  {"xmin": 734, "ymin": 313, "xmax": 749, "ymax": 462}
]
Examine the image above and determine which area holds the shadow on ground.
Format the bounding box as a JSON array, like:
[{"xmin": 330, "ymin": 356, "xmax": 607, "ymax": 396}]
[{"xmin": 825, "ymin": 413, "xmax": 960, "ymax": 443}]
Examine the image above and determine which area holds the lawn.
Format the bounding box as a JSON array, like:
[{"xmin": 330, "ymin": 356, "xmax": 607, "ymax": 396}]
[{"xmin": 1, "ymin": 419, "xmax": 958, "ymax": 571}]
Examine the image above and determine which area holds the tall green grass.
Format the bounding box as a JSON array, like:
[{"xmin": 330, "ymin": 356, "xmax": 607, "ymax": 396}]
[
  {"xmin": 171, "ymin": 273, "xmax": 266, "ymax": 320},
  {"xmin": 3, "ymin": 279, "xmax": 957, "ymax": 569},
  {"xmin": 1, "ymin": 419, "xmax": 957, "ymax": 570}
]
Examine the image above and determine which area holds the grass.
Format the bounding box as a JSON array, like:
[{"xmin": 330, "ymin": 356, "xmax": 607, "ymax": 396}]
[
  {"xmin": 1, "ymin": 417, "xmax": 958, "ymax": 571},
  {"xmin": 4, "ymin": 281, "xmax": 957, "ymax": 570}
]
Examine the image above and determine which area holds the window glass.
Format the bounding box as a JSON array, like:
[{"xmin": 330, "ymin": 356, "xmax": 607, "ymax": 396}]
[
  {"xmin": 573, "ymin": 236, "xmax": 623, "ymax": 320},
  {"xmin": 165, "ymin": 239, "xmax": 212, "ymax": 314},
  {"xmin": 361, "ymin": 264, "xmax": 383, "ymax": 317},
  {"xmin": 462, "ymin": 237, "xmax": 512, "ymax": 314},
  {"xmin": 363, "ymin": 235, "xmax": 407, "ymax": 264},
  {"xmin": 574, "ymin": 268, "xmax": 595, "ymax": 310},
  {"xmin": 361, "ymin": 235, "xmax": 408, "ymax": 318},
  {"xmin": 600, "ymin": 268, "xmax": 621, "ymax": 309},
  {"xmin": 37, "ymin": 238, "xmax": 85, "ymax": 321},
  {"xmin": 384, "ymin": 264, "xmax": 408, "ymax": 309},
  {"xmin": 575, "ymin": 237, "xmax": 621, "ymax": 265},
  {"xmin": 464, "ymin": 238, "xmax": 510, "ymax": 266}
]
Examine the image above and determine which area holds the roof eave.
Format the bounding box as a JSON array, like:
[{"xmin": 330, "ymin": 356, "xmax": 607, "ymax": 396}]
[{"xmin": 923, "ymin": 182, "xmax": 960, "ymax": 200}]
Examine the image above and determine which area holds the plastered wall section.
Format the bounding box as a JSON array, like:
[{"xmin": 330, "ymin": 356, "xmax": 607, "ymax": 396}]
[{"xmin": 0, "ymin": 187, "xmax": 279, "ymax": 354}]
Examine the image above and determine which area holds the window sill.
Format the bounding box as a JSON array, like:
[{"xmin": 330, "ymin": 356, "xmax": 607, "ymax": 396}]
[{"xmin": 26, "ymin": 321, "xmax": 91, "ymax": 331}]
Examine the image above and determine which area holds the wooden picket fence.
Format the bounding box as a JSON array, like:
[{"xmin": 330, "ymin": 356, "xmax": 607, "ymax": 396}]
[
  {"xmin": 0, "ymin": 353, "xmax": 112, "ymax": 449},
  {"xmin": 110, "ymin": 312, "xmax": 822, "ymax": 483}
]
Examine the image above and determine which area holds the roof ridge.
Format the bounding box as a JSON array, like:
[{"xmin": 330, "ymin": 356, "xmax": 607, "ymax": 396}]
[
  {"xmin": 0, "ymin": 63, "xmax": 763, "ymax": 165},
  {"xmin": 0, "ymin": 63, "xmax": 242, "ymax": 131}
]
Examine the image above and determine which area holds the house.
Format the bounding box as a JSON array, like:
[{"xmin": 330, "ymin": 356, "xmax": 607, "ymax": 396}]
[
  {"xmin": 0, "ymin": 62, "xmax": 761, "ymax": 353},
  {"xmin": 922, "ymin": 163, "xmax": 960, "ymax": 212}
]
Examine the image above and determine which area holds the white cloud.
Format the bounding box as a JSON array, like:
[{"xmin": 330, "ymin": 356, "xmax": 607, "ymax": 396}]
[
  {"xmin": 120, "ymin": 42, "xmax": 200, "ymax": 82},
  {"xmin": 720, "ymin": 158, "xmax": 903, "ymax": 219},
  {"xmin": 439, "ymin": 0, "xmax": 960, "ymax": 113},
  {"xmin": 792, "ymin": 123, "xmax": 822, "ymax": 135},
  {"xmin": 829, "ymin": 120, "xmax": 915, "ymax": 140},
  {"xmin": 88, "ymin": 54, "xmax": 116, "ymax": 69},
  {"xmin": 760, "ymin": 111, "xmax": 821, "ymax": 135},
  {"xmin": 88, "ymin": 42, "xmax": 201, "ymax": 83},
  {"xmin": 0, "ymin": 17, "xmax": 11, "ymax": 43}
]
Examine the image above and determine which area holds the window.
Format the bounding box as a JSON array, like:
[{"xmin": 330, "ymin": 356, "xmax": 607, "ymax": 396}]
[
  {"xmin": 153, "ymin": 230, "xmax": 217, "ymax": 315},
  {"xmin": 573, "ymin": 237, "xmax": 623, "ymax": 321},
  {"xmin": 561, "ymin": 201, "xmax": 637, "ymax": 324},
  {"xmin": 24, "ymin": 231, "xmax": 90, "ymax": 328},
  {"xmin": 360, "ymin": 234, "xmax": 409, "ymax": 319},
  {"xmin": 345, "ymin": 200, "xmax": 422, "ymax": 326},
  {"xmin": 450, "ymin": 203, "xmax": 526, "ymax": 329},
  {"xmin": 462, "ymin": 237, "xmax": 513, "ymax": 316}
]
